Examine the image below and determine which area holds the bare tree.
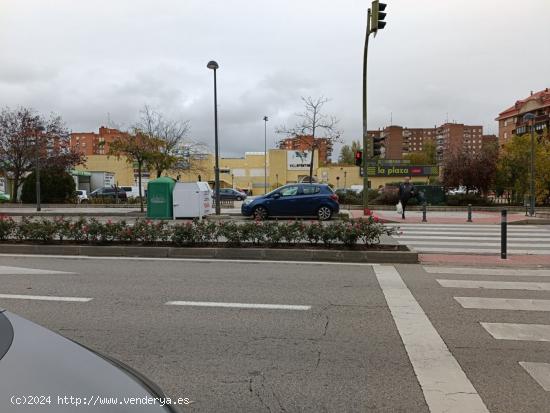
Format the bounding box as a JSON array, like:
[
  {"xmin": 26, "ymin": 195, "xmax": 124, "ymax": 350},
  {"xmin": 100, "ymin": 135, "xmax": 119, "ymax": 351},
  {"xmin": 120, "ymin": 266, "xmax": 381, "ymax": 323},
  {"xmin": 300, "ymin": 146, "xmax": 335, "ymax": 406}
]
[
  {"xmin": 0, "ymin": 106, "xmax": 84, "ymax": 201},
  {"xmin": 276, "ymin": 96, "xmax": 341, "ymax": 182},
  {"xmin": 134, "ymin": 105, "xmax": 206, "ymax": 178}
]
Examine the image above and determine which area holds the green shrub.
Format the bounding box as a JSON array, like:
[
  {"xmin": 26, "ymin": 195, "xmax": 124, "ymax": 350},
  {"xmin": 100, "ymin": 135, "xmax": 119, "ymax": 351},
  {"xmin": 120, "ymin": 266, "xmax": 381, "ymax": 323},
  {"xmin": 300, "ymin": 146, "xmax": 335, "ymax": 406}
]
[
  {"xmin": 446, "ymin": 194, "xmax": 493, "ymax": 206},
  {"xmin": 21, "ymin": 168, "xmax": 76, "ymax": 204}
]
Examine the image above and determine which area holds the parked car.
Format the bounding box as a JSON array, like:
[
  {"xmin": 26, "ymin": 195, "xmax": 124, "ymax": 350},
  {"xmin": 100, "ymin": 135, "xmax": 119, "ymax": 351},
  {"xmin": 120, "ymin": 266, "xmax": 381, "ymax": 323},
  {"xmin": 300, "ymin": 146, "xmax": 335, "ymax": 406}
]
[
  {"xmin": 89, "ymin": 187, "xmax": 127, "ymax": 202},
  {"xmin": 241, "ymin": 183, "xmax": 339, "ymax": 221},
  {"xmin": 75, "ymin": 190, "xmax": 89, "ymax": 204},
  {"xmin": 219, "ymin": 188, "xmax": 247, "ymax": 201},
  {"xmin": 0, "ymin": 309, "xmax": 180, "ymax": 412},
  {"xmin": 0, "ymin": 191, "xmax": 10, "ymax": 203},
  {"xmin": 120, "ymin": 186, "xmax": 145, "ymax": 199}
]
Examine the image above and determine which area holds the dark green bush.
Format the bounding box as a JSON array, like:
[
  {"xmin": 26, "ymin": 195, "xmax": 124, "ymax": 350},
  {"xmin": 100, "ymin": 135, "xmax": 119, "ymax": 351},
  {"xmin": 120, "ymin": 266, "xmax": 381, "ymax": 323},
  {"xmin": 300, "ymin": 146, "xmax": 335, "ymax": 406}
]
[
  {"xmin": 446, "ymin": 194, "xmax": 494, "ymax": 206},
  {"xmin": 21, "ymin": 168, "xmax": 76, "ymax": 203}
]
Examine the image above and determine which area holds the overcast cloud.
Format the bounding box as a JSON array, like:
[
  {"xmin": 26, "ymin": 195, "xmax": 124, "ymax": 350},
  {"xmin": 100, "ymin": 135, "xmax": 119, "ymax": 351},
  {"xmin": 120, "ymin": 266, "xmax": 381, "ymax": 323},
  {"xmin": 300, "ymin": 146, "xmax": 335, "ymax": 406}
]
[{"xmin": 1, "ymin": 0, "xmax": 549, "ymax": 158}]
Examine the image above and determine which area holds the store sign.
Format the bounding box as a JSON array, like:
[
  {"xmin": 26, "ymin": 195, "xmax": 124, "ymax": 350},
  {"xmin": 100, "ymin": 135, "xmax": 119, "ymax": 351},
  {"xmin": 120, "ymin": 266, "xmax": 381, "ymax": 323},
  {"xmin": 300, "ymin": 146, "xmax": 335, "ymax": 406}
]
[
  {"xmin": 287, "ymin": 151, "xmax": 312, "ymax": 170},
  {"xmin": 360, "ymin": 165, "xmax": 439, "ymax": 177}
]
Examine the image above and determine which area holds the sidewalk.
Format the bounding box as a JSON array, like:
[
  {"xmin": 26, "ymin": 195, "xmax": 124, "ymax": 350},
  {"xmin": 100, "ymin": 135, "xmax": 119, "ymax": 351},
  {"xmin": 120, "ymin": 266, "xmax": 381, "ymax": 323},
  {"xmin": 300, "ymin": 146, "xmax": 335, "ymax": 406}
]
[
  {"xmin": 349, "ymin": 209, "xmax": 541, "ymax": 224},
  {"xmin": 420, "ymin": 253, "xmax": 550, "ymax": 267}
]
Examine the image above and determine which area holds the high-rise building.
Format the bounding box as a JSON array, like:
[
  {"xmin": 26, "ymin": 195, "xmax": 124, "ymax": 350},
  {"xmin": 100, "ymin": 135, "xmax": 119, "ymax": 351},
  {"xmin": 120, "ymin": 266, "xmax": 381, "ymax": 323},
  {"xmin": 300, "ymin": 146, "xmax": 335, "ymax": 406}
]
[
  {"xmin": 278, "ymin": 135, "xmax": 333, "ymax": 165},
  {"xmin": 496, "ymin": 88, "xmax": 550, "ymax": 146},
  {"xmin": 70, "ymin": 127, "xmax": 126, "ymax": 156}
]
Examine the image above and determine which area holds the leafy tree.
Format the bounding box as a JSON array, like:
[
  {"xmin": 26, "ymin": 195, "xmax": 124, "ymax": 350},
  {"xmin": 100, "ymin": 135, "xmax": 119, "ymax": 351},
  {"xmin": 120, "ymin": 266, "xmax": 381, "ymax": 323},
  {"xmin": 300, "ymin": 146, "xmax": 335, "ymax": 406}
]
[
  {"xmin": 496, "ymin": 132, "xmax": 550, "ymax": 204},
  {"xmin": 134, "ymin": 106, "xmax": 207, "ymax": 178},
  {"xmin": 21, "ymin": 167, "xmax": 75, "ymax": 203},
  {"xmin": 442, "ymin": 144, "xmax": 498, "ymax": 196},
  {"xmin": 338, "ymin": 140, "xmax": 361, "ymax": 164},
  {"xmin": 108, "ymin": 130, "xmax": 160, "ymax": 212},
  {"xmin": 404, "ymin": 141, "xmax": 437, "ymax": 165},
  {"xmin": 0, "ymin": 107, "xmax": 84, "ymax": 201},
  {"xmin": 276, "ymin": 96, "xmax": 342, "ymax": 182}
]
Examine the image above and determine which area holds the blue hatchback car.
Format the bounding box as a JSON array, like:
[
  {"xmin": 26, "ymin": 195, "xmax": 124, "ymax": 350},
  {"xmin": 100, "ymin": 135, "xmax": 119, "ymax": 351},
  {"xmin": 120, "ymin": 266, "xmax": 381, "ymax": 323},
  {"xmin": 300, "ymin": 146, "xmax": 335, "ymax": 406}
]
[{"xmin": 241, "ymin": 184, "xmax": 339, "ymax": 220}]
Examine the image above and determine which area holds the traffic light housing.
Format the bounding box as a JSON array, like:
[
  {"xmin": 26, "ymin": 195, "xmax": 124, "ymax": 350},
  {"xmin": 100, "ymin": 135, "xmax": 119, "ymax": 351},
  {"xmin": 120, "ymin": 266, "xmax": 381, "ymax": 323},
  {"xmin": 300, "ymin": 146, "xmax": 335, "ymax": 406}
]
[
  {"xmin": 355, "ymin": 150, "xmax": 363, "ymax": 166},
  {"xmin": 373, "ymin": 136, "xmax": 384, "ymax": 157},
  {"xmin": 371, "ymin": 1, "xmax": 387, "ymax": 34}
]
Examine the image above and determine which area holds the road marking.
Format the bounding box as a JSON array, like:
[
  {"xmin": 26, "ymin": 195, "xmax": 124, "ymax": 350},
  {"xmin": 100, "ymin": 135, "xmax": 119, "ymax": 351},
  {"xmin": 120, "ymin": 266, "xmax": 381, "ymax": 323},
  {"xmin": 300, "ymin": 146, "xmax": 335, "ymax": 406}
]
[
  {"xmin": 455, "ymin": 297, "xmax": 550, "ymax": 312},
  {"xmin": 425, "ymin": 266, "xmax": 550, "ymax": 277},
  {"xmin": 481, "ymin": 323, "xmax": 550, "ymax": 342},
  {"xmin": 0, "ymin": 293, "xmax": 92, "ymax": 302},
  {"xmin": 402, "ymin": 241, "xmax": 550, "ymax": 247},
  {"xmin": 418, "ymin": 247, "xmax": 550, "ymax": 254},
  {"xmin": 438, "ymin": 279, "xmax": 550, "ymax": 291},
  {"xmin": 0, "ymin": 265, "xmax": 74, "ymax": 275},
  {"xmin": 399, "ymin": 236, "xmax": 550, "ymax": 241},
  {"xmin": 165, "ymin": 301, "xmax": 311, "ymax": 310},
  {"xmin": 519, "ymin": 362, "xmax": 550, "ymax": 391},
  {"xmin": 0, "ymin": 254, "xmax": 379, "ymax": 267},
  {"xmin": 374, "ymin": 265, "xmax": 488, "ymax": 413}
]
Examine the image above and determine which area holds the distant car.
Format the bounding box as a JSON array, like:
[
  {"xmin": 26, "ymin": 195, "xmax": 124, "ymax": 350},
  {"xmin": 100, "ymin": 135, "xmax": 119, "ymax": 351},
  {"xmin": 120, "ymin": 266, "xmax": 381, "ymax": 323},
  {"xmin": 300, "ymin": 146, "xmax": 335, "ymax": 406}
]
[
  {"xmin": 241, "ymin": 183, "xmax": 339, "ymax": 221},
  {"xmin": 75, "ymin": 190, "xmax": 89, "ymax": 204},
  {"xmin": 89, "ymin": 187, "xmax": 127, "ymax": 202},
  {"xmin": 120, "ymin": 186, "xmax": 145, "ymax": 199},
  {"xmin": 0, "ymin": 191, "xmax": 10, "ymax": 203},
  {"xmin": 219, "ymin": 188, "xmax": 247, "ymax": 201},
  {"xmin": 0, "ymin": 309, "xmax": 180, "ymax": 413}
]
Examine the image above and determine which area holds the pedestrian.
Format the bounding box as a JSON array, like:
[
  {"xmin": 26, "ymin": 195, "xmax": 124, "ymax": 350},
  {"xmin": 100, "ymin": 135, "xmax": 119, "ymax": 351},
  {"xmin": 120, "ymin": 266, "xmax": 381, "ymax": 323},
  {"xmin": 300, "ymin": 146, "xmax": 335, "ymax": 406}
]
[{"xmin": 398, "ymin": 177, "xmax": 416, "ymax": 219}]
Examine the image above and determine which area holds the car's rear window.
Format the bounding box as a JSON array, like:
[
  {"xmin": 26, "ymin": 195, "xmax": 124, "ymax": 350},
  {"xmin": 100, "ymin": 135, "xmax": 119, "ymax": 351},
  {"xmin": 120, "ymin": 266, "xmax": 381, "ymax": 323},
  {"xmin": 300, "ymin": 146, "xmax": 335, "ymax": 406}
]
[{"xmin": 303, "ymin": 186, "xmax": 321, "ymax": 195}]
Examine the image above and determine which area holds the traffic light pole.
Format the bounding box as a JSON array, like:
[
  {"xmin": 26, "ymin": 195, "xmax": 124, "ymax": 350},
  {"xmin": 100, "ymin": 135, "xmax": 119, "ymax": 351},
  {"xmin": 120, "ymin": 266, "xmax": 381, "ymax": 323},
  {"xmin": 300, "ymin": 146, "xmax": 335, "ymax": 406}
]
[{"xmin": 362, "ymin": 9, "xmax": 371, "ymax": 215}]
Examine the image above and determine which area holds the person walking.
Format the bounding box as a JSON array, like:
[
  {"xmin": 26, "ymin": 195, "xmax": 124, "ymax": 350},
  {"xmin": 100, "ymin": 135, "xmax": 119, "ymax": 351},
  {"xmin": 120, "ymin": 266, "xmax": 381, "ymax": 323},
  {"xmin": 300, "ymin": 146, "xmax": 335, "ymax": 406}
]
[{"xmin": 398, "ymin": 177, "xmax": 416, "ymax": 219}]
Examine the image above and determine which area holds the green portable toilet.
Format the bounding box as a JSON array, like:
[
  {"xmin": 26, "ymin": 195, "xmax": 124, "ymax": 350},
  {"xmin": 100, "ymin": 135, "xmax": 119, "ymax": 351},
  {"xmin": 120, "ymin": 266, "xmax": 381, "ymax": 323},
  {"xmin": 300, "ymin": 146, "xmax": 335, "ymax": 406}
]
[{"xmin": 147, "ymin": 177, "xmax": 176, "ymax": 219}]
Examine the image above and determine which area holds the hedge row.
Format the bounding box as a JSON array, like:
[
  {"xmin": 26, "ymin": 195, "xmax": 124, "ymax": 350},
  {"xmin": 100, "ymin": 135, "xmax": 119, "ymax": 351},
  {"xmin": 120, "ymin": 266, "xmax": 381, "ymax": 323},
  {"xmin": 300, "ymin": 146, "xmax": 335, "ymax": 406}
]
[{"xmin": 0, "ymin": 216, "xmax": 396, "ymax": 248}]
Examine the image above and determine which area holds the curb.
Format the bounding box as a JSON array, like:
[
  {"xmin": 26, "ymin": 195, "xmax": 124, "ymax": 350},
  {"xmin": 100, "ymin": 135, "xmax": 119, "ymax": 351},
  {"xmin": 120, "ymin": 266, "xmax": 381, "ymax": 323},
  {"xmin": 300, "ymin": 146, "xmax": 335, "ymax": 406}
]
[{"xmin": 0, "ymin": 244, "xmax": 418, "ymax": 264}]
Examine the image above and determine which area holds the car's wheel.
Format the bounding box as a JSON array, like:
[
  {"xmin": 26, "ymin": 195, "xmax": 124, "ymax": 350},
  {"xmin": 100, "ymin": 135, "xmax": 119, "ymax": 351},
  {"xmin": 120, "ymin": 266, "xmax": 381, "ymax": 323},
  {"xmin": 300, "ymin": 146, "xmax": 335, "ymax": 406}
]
[
  {"xmin": 236, "ymin": 196, "xmax": 243, "ymax": 201},
  {"xmin": 253, "ymin": 206, "xmax": 268, "ymax": 220},
  {"xmin": 317, "ymin": 206, "xmax": 333, "ymax": 221}
]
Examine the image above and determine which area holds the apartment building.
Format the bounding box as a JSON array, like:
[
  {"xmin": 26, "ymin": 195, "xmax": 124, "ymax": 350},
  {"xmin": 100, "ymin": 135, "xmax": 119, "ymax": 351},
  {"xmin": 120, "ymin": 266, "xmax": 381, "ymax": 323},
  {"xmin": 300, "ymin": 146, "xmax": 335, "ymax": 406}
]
[
  {"xmin": 70, "ymin": 127, "xmax": 126, "ymax": 156},
  {"xmin": 496, "ymin": 88, "xmax": 550, "ymax": 145},
  {"xmin": 435, "ymin": 123, "xmax": 484, "ymax": 162},
  {"xmin": 278, "ymin": 135, "xmax": 333, "ymax": 165}
]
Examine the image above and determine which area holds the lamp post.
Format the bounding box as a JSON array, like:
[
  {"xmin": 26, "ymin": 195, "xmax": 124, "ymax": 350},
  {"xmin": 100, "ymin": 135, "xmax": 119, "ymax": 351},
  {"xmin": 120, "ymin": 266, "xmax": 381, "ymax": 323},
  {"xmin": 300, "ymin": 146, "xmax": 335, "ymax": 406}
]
[
  {"xmin": 207, "ymin": 60, "xmax": 221, "ymax": 215},
  {"xmin": 344, "ymin": 171, "xmax": 347, "ymax": 189},
  {"xmin": 33, "ymin": 125, "xmax": 45, "ymax": 212},
  {"xmin": 263, "ymin": 116, "xmax": 269, "ymax": 194},
  {"xmin": 523, "ymin": 112, "xmax": 536, "ymax": 217}
]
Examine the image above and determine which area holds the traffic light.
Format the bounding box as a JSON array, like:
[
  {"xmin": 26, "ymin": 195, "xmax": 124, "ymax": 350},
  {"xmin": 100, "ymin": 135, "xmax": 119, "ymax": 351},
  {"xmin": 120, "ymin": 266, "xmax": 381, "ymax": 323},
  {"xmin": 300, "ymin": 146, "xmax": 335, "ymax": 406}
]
[
  {"xmin": 355, "ymin": 150, "xmax": 363, "ymax": 166},
  {"xmin": 373, "ymin": 136, "xmax": 384, "ymax": 157},
  {"xmin": 371, "ymin": 1, "xmax": 387, "ymax": 34}
]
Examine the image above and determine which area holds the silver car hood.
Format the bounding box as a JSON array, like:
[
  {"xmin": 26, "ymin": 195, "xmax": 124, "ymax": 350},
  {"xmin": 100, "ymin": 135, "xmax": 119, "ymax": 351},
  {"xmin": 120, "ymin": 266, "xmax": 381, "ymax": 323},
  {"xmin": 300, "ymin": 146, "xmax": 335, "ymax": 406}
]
[{"xmin": 0, "ymin": 312, "xmax": 173, "ymax": 412}]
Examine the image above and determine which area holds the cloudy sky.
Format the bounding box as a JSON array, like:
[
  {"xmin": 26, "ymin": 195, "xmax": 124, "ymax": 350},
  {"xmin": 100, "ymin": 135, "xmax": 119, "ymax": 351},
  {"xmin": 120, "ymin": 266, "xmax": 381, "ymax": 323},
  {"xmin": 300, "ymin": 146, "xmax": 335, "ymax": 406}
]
[{"xmin": 1, "ymin": 0, "xmax": 549, "ymax": 158}]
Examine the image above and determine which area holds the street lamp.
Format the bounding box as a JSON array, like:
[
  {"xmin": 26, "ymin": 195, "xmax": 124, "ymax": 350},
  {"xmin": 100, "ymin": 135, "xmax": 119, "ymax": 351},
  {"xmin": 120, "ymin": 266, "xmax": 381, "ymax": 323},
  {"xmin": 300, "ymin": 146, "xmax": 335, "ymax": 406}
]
[
  {"xmin": 263, "ymin": 116, "xmax": 268, "ymax": 194},
  {"xmin": 207, "ymin": 60, "xmax": 221, "ymax": 215},
  {"xmin": 32, "ymin": 125, "xmax": 45, "ymax": 212},
  {"xmin": 523, "ymin": 112, "xmax": 536, "ymax": 217}
]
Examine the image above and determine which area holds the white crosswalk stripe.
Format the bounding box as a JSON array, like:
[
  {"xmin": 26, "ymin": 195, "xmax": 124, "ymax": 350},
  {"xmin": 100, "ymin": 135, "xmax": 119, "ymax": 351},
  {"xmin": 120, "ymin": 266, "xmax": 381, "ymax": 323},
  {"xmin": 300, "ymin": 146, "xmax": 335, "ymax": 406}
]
[
  {"xmin": 393, "ymin": 224, "xmax": 550, "ymax": 254},
  {"xmin": 423, "ymin": 265, "xmax": 550, "ymax": 394}
]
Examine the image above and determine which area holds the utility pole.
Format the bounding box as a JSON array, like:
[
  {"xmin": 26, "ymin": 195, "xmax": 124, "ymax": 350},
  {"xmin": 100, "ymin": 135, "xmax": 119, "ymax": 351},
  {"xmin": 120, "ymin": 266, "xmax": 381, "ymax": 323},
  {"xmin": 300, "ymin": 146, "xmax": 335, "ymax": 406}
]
[
  {"xmin": 263, "ymin": 116, "xmax": 269, "ymax": 194},
  {"xmin": 362, "ymin": 1, "xmax": 387, "ymax": 215}
]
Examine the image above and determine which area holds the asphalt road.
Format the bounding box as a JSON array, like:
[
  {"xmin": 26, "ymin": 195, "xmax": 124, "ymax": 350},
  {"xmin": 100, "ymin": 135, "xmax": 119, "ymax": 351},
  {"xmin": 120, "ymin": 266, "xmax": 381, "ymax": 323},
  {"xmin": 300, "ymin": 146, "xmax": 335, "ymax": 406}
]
[{"xmin": 1, "ymin": 256, "xmax": 549, "ymax": 412}]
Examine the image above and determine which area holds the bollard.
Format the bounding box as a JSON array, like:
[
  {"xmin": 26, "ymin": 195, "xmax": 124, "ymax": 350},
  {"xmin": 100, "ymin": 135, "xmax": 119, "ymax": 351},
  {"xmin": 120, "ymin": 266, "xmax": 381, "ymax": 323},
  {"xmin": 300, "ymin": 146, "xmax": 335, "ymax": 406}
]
[
  {"xmin": 422, "ymin": 202, "xmax": 427, "ymax": 222},
  {"xmin": 501, "ymin": 209, "xmax": 507, "ymax": 259},
  {"xmin": 467, "ymin": 204, "xmax": 472, "ymax": 222}
]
